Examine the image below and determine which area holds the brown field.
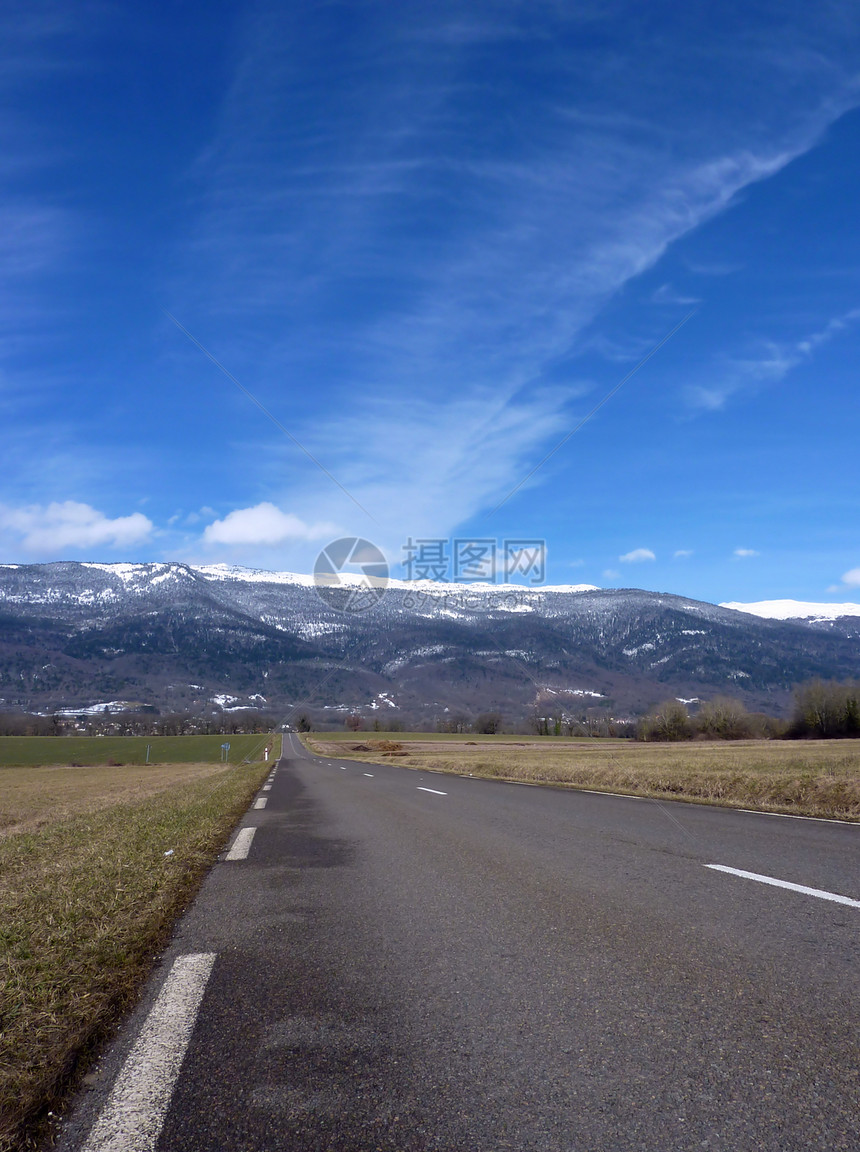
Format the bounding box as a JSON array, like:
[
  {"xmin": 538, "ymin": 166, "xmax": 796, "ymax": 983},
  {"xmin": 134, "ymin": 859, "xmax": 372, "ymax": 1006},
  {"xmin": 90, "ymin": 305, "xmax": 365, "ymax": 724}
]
[
  {"xmin": 0, "ymin": 741, "xmax": 277, "ymax": 1152},
  {"xmin": 305, "ymin": 733, "xmax": 860, "ymax": 821},
  {"xmin": 0, "ymin": 761, "xmax": 231, "ymax": 838}
]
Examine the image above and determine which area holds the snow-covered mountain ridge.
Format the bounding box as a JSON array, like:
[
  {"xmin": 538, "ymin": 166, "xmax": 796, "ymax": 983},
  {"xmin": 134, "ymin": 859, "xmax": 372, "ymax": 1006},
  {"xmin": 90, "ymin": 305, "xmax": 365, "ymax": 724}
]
[
  {"xmin": 1, "ymin": 561, "xmax": 858, "ymax": 721},
  {"xmin": 720, "ymin": 599, "xmax": 860, "ymax": 622}
]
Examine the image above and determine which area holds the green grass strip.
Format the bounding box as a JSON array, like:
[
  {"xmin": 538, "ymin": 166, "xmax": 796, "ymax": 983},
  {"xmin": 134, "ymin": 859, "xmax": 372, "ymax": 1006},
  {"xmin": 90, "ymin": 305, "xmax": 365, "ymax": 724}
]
[{"xmin": 0, "ymin": 733, "xmax": 273, "ymax": 767}]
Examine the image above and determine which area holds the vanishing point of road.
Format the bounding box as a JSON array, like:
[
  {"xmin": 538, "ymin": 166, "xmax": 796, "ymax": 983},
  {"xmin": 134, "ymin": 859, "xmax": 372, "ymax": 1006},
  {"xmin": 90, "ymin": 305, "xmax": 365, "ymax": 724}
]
[{"xmin": 58, "ymin": 733, "xmax": 859, "ymax": 1151}]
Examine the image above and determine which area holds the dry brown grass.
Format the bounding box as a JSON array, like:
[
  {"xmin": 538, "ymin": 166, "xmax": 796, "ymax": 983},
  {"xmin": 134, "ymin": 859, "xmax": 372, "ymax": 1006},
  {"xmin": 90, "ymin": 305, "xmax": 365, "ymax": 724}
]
[
  {"xmin": 0, "ymin": 762, "xmax": 229, "ymax": 839},
  {"xmin": 305, "ymin": 735, "xmax": 860, "ymax": 820},
  {"xmin": 0, "ymin": 751, "xmax": 275, "ymax": 1151}
]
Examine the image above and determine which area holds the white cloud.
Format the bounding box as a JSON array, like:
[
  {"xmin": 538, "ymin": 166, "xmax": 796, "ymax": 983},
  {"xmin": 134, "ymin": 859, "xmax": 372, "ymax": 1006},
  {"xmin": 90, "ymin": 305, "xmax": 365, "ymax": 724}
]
[
  {"xmin": 0, "ymin": 501, "xmax": 153, "ymax": 553},
  {"xmin": 839, "ymin": 567, "xmax": 860, "ymax": 587},
  {"xmin": 686, "ymin": 307, "xmax": 860, "ymax": 411},
  {"xmin": 165, "ymin": 9, "xmax": 860, "ymax": 544},
  {"xmin": 620, "ymin": 548, "xmax": 656, "ymax": 563},
  {"xmin": 203, "ymin": 503, "xmax": 337, "ymax": 546},
  {"xmin": 796, "ymin": 308, "xmax": 860, "ymax": 356},
  {"xmin": 603, "ymin": 568, "xmax": 620, "ymax": 580},
  {"xmin": 281, "ymin": 386, "xmax": 571, "ymax": 559},
  {"xmin": 651, "ymin": 283, "xmax": 701, "ymax": 306},
  {"xmin": 673, "ymin": 549, "xmax": 693, "ymax": 558},
  {"xmin": 734, "ymin": 548, "xmax": 760, "ymax": 558},
  {"xmin": 132, "ymin": 4, "xmax": 860, "ymax": 586}
]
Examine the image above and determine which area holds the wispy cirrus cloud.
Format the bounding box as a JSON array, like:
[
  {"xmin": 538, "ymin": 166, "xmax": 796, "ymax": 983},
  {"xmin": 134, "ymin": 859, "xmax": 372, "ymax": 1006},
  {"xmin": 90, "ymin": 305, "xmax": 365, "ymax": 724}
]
[
  {"xmin": 285, "ymin": 384, "xmax": 573, "ymax": 558},
  {"xmin": 164, "ymin": 2, "xmax": 860, "ymax": 544},
  {"xmin": 651, "ymin": 283, "xmax": 702, "ymax": 306},
  {"xmin": 0, "ymin": 3, "xmax": 95, "ymax": 374},
  {"xmin": 734, "ymin": 547, "xmax": 760, "ymax": 558},
  {"xmin": 686, "ymin": 306, "xmax": 860, "ymax": 411}
]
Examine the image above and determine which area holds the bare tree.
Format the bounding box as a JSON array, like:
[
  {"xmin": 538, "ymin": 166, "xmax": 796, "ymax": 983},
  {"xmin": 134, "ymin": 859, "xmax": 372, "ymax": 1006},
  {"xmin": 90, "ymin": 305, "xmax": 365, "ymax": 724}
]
[
  {"xmin": 697, "ymin": 697, "xmax": 753, "ymax": 740},
  {"xmin": 638, "ymin": 700, "xmax": 692, "ymax": 741}
]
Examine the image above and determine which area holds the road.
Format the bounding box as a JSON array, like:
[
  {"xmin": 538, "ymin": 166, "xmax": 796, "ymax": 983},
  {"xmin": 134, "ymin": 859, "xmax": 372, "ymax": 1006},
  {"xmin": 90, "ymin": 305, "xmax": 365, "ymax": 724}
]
[{"xmin": 58, "ymin": 733, "xmax": 859, "ymax": 1151}]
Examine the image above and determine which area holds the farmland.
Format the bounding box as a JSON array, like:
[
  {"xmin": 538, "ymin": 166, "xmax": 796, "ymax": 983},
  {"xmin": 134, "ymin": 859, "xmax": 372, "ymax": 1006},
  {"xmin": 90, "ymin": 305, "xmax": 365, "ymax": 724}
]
[
  {"xmin": 0, "ymin": 732, "xmax": 271, "ymax": 767},
  {"xmin": 304, "ymin": 732, "xmax": 860, "ymax": 821}
]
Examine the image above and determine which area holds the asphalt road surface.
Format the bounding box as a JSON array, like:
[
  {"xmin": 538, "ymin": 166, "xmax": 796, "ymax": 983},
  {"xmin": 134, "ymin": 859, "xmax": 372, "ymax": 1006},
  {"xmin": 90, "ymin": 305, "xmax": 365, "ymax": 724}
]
[{"xmin": 58, "ymin": 733, "xmax": 859, "ymax": 1151}]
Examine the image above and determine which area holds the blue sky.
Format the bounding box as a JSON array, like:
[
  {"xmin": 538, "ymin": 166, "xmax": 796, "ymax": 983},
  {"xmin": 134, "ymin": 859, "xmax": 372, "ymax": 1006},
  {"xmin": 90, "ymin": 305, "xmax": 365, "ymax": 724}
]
[{"xmin": 1, "ymin": 0, "xmax": 859, "ymax": 605}]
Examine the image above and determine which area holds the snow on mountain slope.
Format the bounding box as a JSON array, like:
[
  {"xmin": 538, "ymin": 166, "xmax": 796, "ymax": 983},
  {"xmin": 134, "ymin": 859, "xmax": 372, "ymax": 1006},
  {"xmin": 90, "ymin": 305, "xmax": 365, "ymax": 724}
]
[
  {"xmin": 191, "ymin": 563, "xmax": 318, "ymax": 586},
  {"xmin": 721, "ymin": 599, "xmax": 860, "ymax": 622},
  {"xmin": 191, "ymin": 564, "xmax": 600, "ymax": 596},
  {"xmin": 3, "ymin": 561, "xmax": 860, "ymax": 719}
]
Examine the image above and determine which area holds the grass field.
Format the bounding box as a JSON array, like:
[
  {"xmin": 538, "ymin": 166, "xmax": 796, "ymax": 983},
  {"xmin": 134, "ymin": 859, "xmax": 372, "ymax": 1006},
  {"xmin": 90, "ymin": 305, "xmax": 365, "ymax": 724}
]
[
  {"xmin": 0, "ymin": 734, "xmax": 279, "ymax": 1152},
  {"xmin": 0, "ymin": 732, "xmax": 273, "ymax": 767},
  {"xmin": 304, "ymin": 732, "xmax": 860, "ymax": 821}
]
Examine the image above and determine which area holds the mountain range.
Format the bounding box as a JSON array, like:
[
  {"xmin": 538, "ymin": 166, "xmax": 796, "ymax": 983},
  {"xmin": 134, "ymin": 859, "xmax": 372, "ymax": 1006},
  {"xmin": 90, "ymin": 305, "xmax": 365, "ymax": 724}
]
[{"xmin": 1, "ymin": 561, "xmax": 858, "ymax": 724}]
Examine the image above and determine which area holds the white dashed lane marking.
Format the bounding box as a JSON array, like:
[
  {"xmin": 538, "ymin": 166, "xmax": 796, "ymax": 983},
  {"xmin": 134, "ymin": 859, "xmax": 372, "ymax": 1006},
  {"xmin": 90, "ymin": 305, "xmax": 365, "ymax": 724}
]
[
  {"xmin": 80, "ymin": 953, "xmax": 216, "ymax": 1152},
  {"xmin": 364, "ymin": 773, "xmax": 374, "ymax": 777},
  {"xmin": 253, "ymin": 797, "xmax": 267, "ymax": 810},
  {"xmin": 417, "ymin": 786, "xmax": 447, "ymax": 796},
  {"xmin": 225, "ymin": 827, "xmax": 256, "ymax": 861},
  {"xmin": 706, "ymin": 865, "xmax": 860, "ymax": 909}
]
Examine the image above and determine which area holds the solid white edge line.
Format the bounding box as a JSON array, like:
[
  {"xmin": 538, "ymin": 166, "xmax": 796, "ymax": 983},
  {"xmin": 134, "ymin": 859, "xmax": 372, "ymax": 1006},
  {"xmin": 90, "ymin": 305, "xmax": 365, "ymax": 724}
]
[
  {"xmin": 253, "ymin": 797, "xmax": 267, "ymax": 809},
  {"xmin": 225, "ymin": 827, "xmax": 256, "ymax": 861},
  {"xmin": 80, "ymin": 952, "xmax": 216, "ymax": 1152},
  {"xmin": 734, "ymin": 808, "xmax": 858, "ymax": 826},
  {"xmin": 705, "ymin": 864, "xmax": 860, "ymax": 909},
  {"xmin": 578, "ymin": 788, "xmax": 647, "ymax": 800},
  {"xmin": 417, "ymin": 786, "xmax": 447, "ymax": 796}
]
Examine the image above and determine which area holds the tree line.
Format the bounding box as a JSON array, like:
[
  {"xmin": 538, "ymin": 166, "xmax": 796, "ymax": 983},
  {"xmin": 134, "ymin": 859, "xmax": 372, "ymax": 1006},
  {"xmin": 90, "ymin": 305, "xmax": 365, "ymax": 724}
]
[
  {"xmin": 2, "ymin": 679, "xmax": 858, "ymax": 741},
  {"xmin": 637, "ymin": 679, "xmax": 860, "ymax": 741}
]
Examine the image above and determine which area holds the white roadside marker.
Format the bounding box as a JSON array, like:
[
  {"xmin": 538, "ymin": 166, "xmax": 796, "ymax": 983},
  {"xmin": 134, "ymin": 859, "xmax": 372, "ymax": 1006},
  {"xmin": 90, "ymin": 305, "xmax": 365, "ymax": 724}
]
[
  {"xmin": 417, "ymin": 786, "xmax": 447, "ymax": 796},
  {"xmin": 225, "ymin": 827, "xmax": 256, "ymax": 861},
  {"xmin": 81, "ymin": 952, "xmax": 216, "ymax": 1152},
  {"xmin": 253, "ymin": 797, "xmax": 267, "ymax": 809},
  {"xmin": 706, "ymin": 865, "xmax": 860, "ymax": 909}
]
